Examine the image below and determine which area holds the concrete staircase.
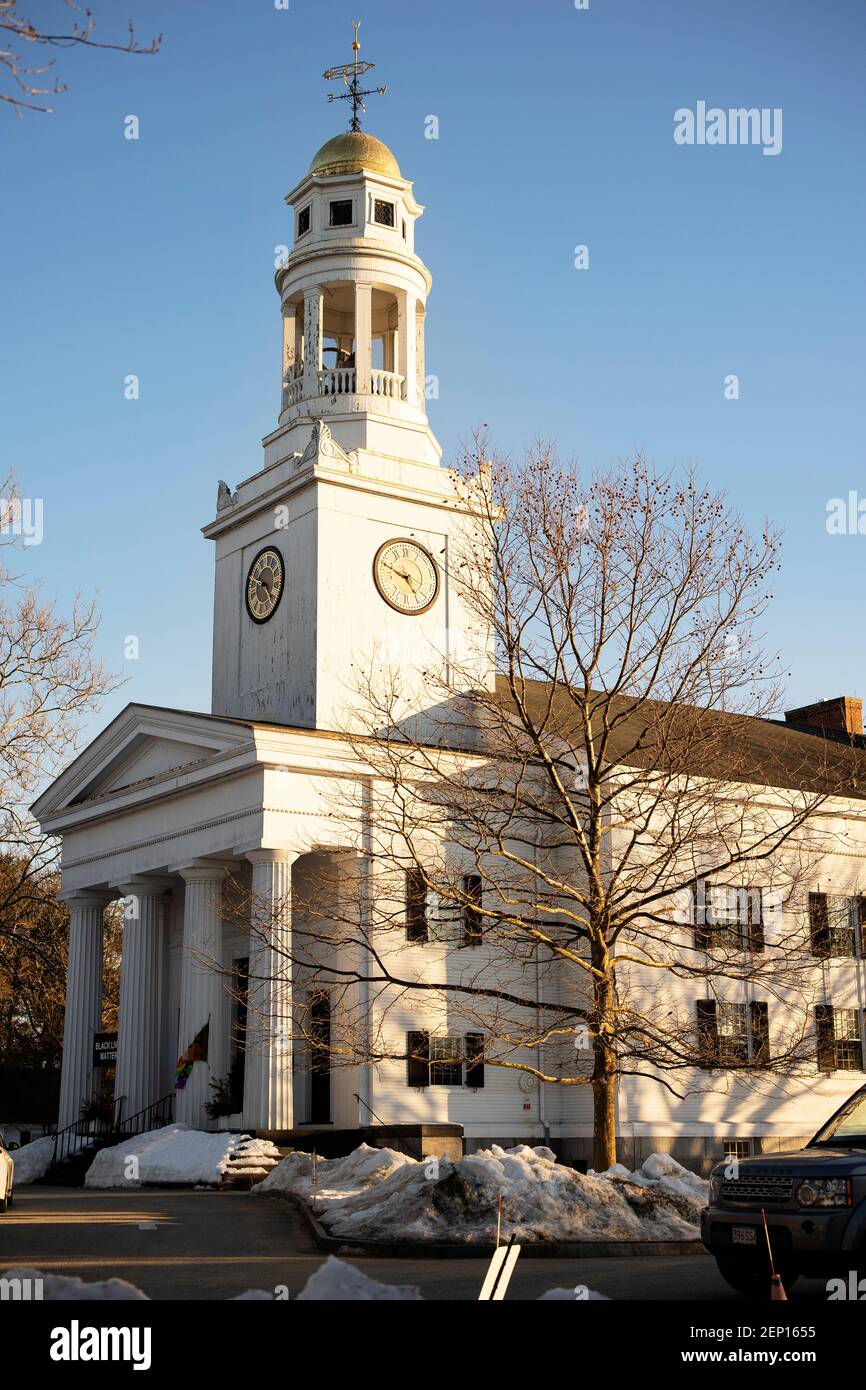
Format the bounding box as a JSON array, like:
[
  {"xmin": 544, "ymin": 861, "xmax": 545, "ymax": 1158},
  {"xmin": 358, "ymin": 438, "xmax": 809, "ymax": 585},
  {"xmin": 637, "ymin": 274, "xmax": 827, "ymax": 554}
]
[{"xmin": 36, "ymin": 1136, "xmax": 118, "ymax": 1188}]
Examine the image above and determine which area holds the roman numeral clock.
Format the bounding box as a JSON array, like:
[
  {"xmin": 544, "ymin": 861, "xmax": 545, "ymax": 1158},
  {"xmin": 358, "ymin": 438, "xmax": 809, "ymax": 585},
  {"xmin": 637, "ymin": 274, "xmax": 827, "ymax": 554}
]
[
  {"xmin": 245, "ymin": 547, "xmax": 284, "ymax": 624},
  {"xmin": 373, "ymin": 537, "xmax": 439, "ymax": 614}
]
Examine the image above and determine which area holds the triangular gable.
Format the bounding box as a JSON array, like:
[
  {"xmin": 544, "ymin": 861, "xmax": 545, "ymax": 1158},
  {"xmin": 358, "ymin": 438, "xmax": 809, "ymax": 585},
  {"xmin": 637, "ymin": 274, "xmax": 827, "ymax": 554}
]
[{"xmin": 31, "ymin": 703, "xmax": 255, "ymax": 823}]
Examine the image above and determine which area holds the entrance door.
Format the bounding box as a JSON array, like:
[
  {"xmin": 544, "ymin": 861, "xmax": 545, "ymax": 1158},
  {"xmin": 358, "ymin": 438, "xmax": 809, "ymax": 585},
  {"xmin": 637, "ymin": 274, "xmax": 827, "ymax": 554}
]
[{"xmin": 309, "ymin": 991, "xmax": 331, "ymax": 1124}]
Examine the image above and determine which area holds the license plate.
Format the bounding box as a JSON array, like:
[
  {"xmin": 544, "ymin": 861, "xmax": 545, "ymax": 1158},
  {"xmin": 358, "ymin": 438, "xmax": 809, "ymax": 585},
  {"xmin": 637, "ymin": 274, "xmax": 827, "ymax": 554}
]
[{"xmin": 732, "ymin": 1226, "xmax": 757, "ymax": 1246}]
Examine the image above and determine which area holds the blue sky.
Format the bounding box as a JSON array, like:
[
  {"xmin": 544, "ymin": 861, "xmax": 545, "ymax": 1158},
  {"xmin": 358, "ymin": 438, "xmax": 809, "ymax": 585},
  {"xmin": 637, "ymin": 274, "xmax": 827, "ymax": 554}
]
[{"xmin": 3, "ymin": 0, "xmax": 865, "ymax": 746}]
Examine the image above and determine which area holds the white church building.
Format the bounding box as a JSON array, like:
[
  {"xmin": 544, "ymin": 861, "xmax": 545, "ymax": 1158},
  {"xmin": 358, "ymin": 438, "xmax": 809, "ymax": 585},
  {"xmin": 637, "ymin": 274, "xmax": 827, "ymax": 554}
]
[{"xmin": 34, "ymin": 101, "xmax": 866, "ymax": 1171}]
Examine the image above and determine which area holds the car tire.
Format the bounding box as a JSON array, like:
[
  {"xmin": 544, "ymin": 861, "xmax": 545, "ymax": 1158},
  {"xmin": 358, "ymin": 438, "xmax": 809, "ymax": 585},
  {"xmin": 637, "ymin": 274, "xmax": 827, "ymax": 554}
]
[
  {"xmin": 716, "ymin": 1259, "xmax": 799, "ymax": 1295},
  {"xmin": 0, "ymin": 1194, "xmax": 7, "ymax": 1215}
]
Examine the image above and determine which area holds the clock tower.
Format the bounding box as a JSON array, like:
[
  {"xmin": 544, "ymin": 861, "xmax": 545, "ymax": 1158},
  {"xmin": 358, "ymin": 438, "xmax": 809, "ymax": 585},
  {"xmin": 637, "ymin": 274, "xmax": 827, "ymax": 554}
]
[{"xmin": 204, "ymin": 39, "xmax": 489, "ymax": 734}]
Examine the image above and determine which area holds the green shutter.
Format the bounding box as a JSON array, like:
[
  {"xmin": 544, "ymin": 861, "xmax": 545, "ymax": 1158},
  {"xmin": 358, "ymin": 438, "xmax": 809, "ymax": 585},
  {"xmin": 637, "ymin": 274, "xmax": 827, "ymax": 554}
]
[
  {"xmin": 809, "ymin": 893, "xmax": 830, "ymax": 957},
  {"xmin": 406, "ymin": 1030, "xmax": 429, "ymax": 1087},
  {"xmin": 406, "ymin": 870, "xmax": 428, "ymax": 943},
  {"xmin": 696, "ymin": 1000, "xmax": 718, "ymax": 1067},
  {"xmin": 815, "ymin": 1004, "xmax": 835, "ymax": 1072},
  {"xmin": 750, "ymin": 1001, "xmax": 770, "ymax": 1065},
  {"xmin": 465, "ymin": 1033, "xmax": 485, "ymax": 1088}
]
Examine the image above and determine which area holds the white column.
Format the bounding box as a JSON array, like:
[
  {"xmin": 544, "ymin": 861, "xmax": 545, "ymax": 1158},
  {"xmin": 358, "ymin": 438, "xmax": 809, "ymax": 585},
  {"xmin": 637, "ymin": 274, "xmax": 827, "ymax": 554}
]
[
  {"xmin": 415, "ymin": 302, "xmax": 426, "ymax": 404},
  {"xmin": 354, "ymin": 281, "xmax": 373, "ymax": 395},
  {"xmin": 302, "ymin": 286, "xmax": 323, "ymax": 399},
  {"xmin": 398, "ymin": 290, "xmax": 417, "ymax": 406},
  {"xmin": 281, "ymin": 301, "xmax": 297, "ymax": 411},
  {"xmin": 58, "ymin": 893, "xmax": 107, "ymax": 1132},
  {"xmin": 175, "ymin": 865, "xmax": 228, "ymax": 1129},
  {"xmin": 242, "ymin": 850, "xmax": 295, "ymax": 1133},
  {"xmin": 114, "ymin": 884, "xmax": 167, "ymax": 1124}
]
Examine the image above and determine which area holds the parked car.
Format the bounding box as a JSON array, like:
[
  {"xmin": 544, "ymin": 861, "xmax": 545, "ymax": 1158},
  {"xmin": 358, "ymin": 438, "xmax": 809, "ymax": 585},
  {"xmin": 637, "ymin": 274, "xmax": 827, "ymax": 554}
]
[
  {"xmin": 0, "ymin": 1134, "xmax": 15, "ymax": 1213},
  {"xmin": 701, "ymin": 1082, "xmax": 866, "ymax": 1292}
]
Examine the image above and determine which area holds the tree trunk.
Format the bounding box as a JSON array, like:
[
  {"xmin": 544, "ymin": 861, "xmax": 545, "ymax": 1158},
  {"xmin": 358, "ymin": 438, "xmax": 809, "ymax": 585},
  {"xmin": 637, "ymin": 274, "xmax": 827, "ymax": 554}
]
[
  {"xmin": 591, "ymin": 1066, "xmax": 618, "ymax": 1171},
  {"xmin": 591, "ymin": 961, "xmax": 618, "ymax": 1170}
]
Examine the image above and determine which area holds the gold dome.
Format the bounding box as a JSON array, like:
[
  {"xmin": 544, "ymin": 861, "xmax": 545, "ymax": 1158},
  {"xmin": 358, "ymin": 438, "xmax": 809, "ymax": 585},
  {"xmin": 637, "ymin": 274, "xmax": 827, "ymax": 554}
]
[{"xmin": 309, "ymin": 130, "xmax": 401, "ymax": 179}]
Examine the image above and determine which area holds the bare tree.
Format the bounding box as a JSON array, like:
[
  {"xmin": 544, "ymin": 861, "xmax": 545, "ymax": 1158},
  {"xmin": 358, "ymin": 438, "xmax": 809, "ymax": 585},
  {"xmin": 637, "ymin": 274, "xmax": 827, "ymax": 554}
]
[
  {"xmin": 0, "ymin": 470, "xmax": 119, "ymax": 954},
  {"xmin": 1, "ymin": 1, "xmax": 161, "ymax": 115},
  {"xmin": 238, "ymin": 446, "xmax": 859, "ymax": 1169}
]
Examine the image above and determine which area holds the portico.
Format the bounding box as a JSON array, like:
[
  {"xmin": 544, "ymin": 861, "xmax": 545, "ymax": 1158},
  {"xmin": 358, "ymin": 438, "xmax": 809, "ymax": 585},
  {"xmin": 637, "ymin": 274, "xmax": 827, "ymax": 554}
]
[{"xmin": 33, "ymin": 705, "xmax": 370, "ymax": 1134}]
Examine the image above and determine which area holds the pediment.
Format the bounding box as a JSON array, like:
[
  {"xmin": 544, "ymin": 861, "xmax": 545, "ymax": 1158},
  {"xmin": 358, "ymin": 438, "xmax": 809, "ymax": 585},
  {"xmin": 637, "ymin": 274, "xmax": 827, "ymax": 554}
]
[
  {"xmin": 32, "ymin": 704, "xmax": 256, "ymax": 824},
  {"xmin": 85, "ymin": 736, "xmax": 217, "ymax": 797}
]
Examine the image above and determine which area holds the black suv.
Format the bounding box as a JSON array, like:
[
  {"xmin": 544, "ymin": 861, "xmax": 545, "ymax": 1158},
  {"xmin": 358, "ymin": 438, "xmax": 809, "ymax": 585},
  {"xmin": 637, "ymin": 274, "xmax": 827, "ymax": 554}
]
[{"xmin": 701, "ymin": 1083, "xmax": 866, "ymax": 1293}]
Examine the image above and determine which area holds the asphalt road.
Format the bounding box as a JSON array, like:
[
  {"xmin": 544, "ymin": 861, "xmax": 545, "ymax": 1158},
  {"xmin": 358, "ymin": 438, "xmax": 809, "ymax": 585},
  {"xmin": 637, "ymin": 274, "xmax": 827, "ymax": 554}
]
[{"xmin": 0, "ymin": 1186, "xmax": 838, "ymax": 1301}]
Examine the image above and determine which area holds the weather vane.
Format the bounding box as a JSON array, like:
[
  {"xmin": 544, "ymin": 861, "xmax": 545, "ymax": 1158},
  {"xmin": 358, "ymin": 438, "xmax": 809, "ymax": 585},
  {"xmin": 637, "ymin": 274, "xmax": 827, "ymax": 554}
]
[{"xmin": 323, "ymin": 20, "xmax": 387, "ymax": 133}]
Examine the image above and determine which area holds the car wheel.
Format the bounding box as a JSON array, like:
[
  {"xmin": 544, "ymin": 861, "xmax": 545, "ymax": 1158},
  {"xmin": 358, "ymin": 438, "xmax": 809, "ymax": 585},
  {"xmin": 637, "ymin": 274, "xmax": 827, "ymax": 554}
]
[{"xmin": 716, "ymin": 1259, "xmax": 799, "ymax": 1295}]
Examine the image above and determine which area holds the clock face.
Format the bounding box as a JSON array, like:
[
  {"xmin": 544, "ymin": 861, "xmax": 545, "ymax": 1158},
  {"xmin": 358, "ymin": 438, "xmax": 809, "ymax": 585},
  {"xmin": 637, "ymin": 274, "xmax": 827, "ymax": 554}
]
[
  {"xmin": 373, "ymin": 537, "xmax": 440, "ymax": 615},
  {"xmin": 245, "ymin": 546, "xmax": 284, "ymax": 624}
]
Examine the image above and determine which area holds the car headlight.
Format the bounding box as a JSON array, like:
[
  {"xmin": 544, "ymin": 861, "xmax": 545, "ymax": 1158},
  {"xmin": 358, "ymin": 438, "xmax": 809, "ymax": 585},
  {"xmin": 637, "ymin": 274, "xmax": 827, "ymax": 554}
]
[
  {"xmin": 709, "ymin": 1174, "xmax": 722, "ymax": 1203},
  {"xmin": 794, "ymin": 1178, "xmax": 852, "ymax": 1208}
]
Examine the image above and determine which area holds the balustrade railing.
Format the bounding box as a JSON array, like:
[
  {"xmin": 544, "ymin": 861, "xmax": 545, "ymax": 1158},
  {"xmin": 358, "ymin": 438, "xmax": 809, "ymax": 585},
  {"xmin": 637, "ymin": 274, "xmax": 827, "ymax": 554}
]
[
  {"xmin": 370, "ymin": 369, "xmax": 404, "ymax": 399},
  {"xmin": 319, "ymin": 366, "xmax": 356, "ymax": 396}
]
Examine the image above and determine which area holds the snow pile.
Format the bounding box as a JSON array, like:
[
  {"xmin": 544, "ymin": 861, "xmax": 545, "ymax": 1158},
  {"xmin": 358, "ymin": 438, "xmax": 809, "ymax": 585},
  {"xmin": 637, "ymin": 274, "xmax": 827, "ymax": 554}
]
[
  {"xmin": 85, "ymin": 1125, "xmax": 255, "ymax": 1188},
  {"xmin": 258, "ymin": 1142, "xmax": 416, "ymax": 1206},
  {"xmin": 257, "ymin": 1141, "xmax": 707, "ymax": 1244},
  {"xmin": 1, "ymin": 1267, "xmax": 148, "ymax": 1300},
  {"xmin": 538, "ymin": 1286, "xmax": 610, "ymax": 1300},
  {"xmin": 591, "ymin": 1151, "xmax": 710, "ymax": 1224},
  {"xmin": 297, "ymin": 1255, "xmax": 422, "ymax": 1301},
  {"xmin": 9, "ymin": 1136, "xmax": 55, "ymax": 1185}
]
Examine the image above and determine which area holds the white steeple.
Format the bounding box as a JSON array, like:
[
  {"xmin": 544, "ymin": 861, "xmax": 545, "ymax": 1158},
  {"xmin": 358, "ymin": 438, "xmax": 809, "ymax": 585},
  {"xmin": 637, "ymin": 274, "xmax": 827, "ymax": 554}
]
[{"xmin": 204, "ymin": 34, "xmax": 489, "ymax": 734}]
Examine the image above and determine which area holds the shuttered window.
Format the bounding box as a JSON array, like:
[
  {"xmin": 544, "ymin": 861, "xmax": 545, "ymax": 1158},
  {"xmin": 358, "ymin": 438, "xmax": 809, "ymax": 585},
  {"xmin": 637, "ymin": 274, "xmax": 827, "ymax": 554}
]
[
  {"xmin": 815, "ymin": 1006, "xmax": 864, "ymax": 1072},
  {"xmin": 693, "ymin": 881, "xmax": 764, "ymax": 953},
  {"xmin": 810, "ymin": 893, "xmax": 863, "ymax": 958},
  {"xmin": 405, "ymin": 1031, "xmax": 486, "ymax": 1088},
  {"xmin": 696, "ymin": 1000, "xmax": 770, "ymax": 1069}
]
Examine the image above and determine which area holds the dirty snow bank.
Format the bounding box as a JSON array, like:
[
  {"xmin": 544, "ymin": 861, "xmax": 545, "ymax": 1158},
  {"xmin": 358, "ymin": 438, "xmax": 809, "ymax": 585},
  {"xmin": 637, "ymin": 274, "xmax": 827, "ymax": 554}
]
[
  {"xmin": 84, "ymin": 1124, "xmax": 254, "ymax": 1188},
  {"xmin": 256, "ymin": 1141, "xmax": 708, "ymax": 1244},
  {"xmin": 1, "ymin": 1267, "xmax": 148, "ymax": 1300},
  {"xmin": 8, "ymin": 1136, "xmax": 55, "ymax": 1185}
]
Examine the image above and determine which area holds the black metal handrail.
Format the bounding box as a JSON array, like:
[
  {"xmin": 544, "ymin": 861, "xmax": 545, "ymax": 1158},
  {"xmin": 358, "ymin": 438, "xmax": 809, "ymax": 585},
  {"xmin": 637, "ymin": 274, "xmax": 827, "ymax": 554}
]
[
  {"xmin": 115, "ymin": 1092, "xmax": 174, "ymax": 1139},
  {"xmin": 52, "ymin": 1093, "xmax": 127, "ymax": 1169},
  {"xmin": 353, "ymin": 1092, "xmax": 388, "ymax": 1127}
]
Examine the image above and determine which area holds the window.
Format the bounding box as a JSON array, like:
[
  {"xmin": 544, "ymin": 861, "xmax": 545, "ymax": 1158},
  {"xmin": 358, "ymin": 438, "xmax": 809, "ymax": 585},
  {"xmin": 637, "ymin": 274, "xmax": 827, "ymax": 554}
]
[
  {"xmin": 407, "ymin": 871, "xmax": 484, "ymax": 946},
  {"xmin": 809, "ymin": 893, "xmax": 864, "ymax": 959},
  {"xmin": 723, "ymin": 1139, "xmax": 754, "ymax": 1161},
  {"xmin": 374, "ymin": 199, "xmax": 395, "ymax": 227},
  {"xmin": 329, "ymin": 199, "xmax": 354, "ymax": 227},
  {"xmin": 697, "ymin": 999, "xmax": 770, "ymax": 1068},
  {"xmin": 430, "ymin": 1036, "xmax": 463, "ymax": 1086},
  {"xmin": 815, "ymin": 1005, "xmax": 864, "ymax": 1072},
  {"xmin": 405, "ymin": 1030, "xmax": 485, "ymax": 1088},
  {"xmin": 694, "ymin": 881, "xmax": 764, "ymax": 952},
  {"xmin": 296, "ymin": 205, "xmax": 311, "ymax": 237}
]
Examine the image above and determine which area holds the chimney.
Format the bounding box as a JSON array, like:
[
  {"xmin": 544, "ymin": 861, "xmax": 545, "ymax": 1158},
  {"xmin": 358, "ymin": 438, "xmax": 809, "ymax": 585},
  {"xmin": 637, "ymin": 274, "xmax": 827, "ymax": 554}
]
[{"xmin": 784, "ymin": 696, "xmax": 863, "ymax": 738}]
